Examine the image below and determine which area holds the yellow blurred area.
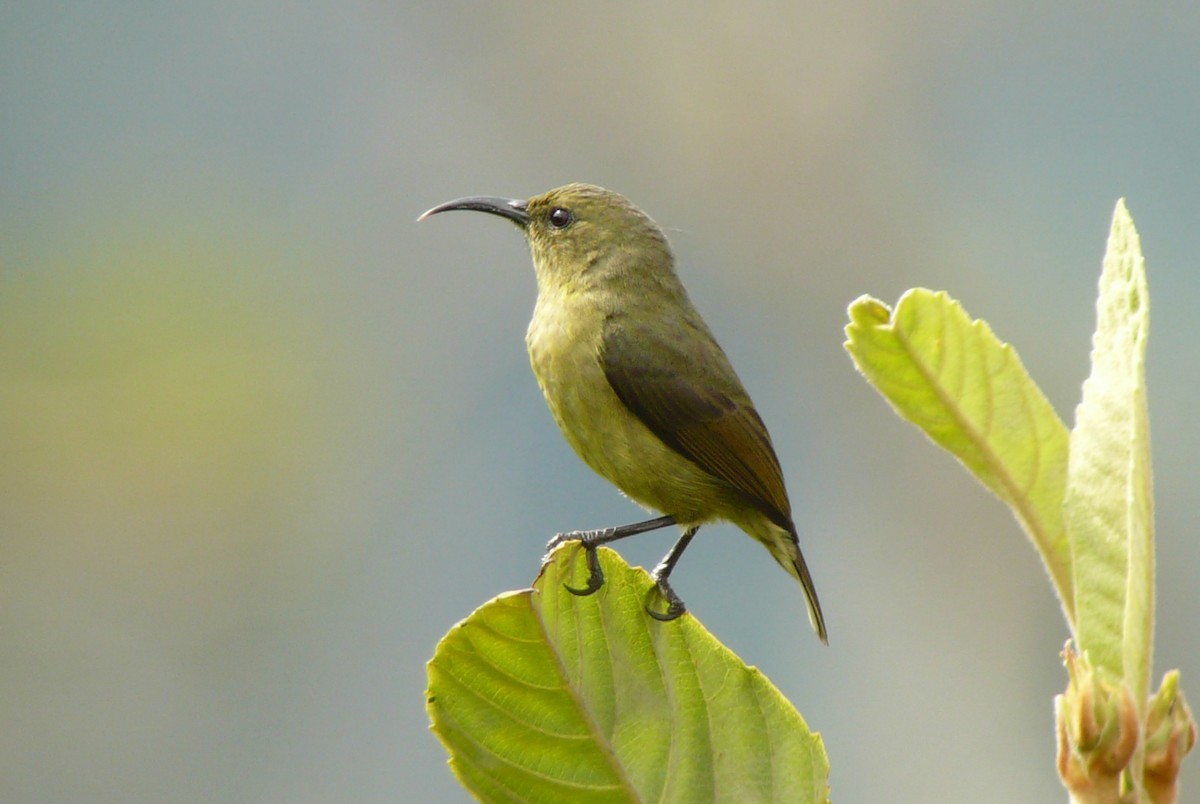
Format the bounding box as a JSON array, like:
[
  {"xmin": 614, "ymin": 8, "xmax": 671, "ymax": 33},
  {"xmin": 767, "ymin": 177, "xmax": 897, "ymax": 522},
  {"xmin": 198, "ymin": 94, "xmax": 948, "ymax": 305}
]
[{"xmin": 0, "ymin": 230, "xmax": 350, "ymax": 653}]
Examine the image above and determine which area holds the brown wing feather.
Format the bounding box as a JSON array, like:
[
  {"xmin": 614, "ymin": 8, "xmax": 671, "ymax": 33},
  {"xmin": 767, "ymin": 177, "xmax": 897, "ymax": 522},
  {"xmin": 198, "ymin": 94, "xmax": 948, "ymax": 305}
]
[{"xmin": 600, "ymin": 316, "xmax": 792, "ymax": 529}]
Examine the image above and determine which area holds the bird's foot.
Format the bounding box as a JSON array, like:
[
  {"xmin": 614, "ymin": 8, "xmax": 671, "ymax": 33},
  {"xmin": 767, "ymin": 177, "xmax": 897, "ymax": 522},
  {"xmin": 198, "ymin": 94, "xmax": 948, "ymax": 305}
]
[
  {"xmin": 644, "ymin": 572, "xmax": 687, "ymax": 622},
  {"xmin": 541, "ymin": 516, "xmax": 680, "ymax": 601},
  {"xmin": 544, "ymin": 525, "xmax": 619, "ymax": 553},
  {"xmin": 543, "ymin": 528, "xmax": 610, "ymax": 597}
]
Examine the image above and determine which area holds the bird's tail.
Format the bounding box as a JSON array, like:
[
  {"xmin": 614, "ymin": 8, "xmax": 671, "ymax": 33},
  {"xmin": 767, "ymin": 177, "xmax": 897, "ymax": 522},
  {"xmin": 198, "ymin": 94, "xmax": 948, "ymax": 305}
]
[{"xmin": 752, "ymin": 519, "xmax": 828, "ymax": 644}]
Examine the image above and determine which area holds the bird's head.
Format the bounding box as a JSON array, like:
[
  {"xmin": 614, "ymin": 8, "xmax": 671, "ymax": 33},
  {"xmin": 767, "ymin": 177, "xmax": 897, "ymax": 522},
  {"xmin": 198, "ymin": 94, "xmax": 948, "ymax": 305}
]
[{"xmin": 420, "ymin": 183, "xmax": 674, "ymax": 294}]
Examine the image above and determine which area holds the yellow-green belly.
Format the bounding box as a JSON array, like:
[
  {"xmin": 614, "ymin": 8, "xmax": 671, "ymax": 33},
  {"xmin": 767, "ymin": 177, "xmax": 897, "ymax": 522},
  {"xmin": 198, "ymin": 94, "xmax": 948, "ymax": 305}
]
[{"xmin": 526, "ymin": 303, "xmax": 741, "ymax": 526}]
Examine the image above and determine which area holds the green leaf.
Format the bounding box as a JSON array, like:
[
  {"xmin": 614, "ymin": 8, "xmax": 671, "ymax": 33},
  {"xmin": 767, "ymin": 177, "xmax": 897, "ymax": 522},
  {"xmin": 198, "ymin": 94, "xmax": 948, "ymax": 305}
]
[
  {"xmin": 426, "ymin": 546, "xmax": 829, "ymax": 803},
  {"xmin": 844, "ymin": 289, "xmax": 1073, "ymax": 624},
  {"xmin": 1064, "ymin": 199, "xmax": 1153, "ymax": 706}
]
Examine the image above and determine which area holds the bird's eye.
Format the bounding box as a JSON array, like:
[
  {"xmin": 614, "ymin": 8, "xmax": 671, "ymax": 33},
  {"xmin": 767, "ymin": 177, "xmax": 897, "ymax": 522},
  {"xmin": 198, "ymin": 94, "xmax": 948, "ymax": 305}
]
[{"xmin": 548, "ymin": 207, "xmax": 574, "ymax": 229}]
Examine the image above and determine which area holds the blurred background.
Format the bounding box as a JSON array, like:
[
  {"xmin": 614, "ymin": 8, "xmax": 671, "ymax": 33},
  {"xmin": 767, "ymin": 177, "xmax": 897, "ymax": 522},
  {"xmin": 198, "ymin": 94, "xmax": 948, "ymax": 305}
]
[{"xmin": 2, "ymin": 3, "xmax": 1197, "ymax": 801}]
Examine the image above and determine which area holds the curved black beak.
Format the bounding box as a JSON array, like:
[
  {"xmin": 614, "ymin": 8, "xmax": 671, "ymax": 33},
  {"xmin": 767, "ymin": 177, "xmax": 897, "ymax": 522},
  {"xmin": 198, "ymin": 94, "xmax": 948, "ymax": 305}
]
[{"xmin": 418, "ymin": 195, "xmax": 530, "ymax": 226}]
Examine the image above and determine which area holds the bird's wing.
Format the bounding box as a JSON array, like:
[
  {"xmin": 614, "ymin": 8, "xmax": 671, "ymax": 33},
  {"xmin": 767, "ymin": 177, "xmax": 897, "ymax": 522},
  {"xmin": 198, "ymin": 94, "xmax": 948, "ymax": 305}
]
[{"xmin": 600, "ymin": 315, "xmax": 792, "ymax": 529}]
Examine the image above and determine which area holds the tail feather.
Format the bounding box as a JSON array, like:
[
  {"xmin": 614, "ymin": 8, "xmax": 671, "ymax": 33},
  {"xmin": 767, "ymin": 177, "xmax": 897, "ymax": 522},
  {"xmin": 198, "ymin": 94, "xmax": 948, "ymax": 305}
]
[
  {"xmin": 752, "ymin": 518, "xmax": 828, "ymax": 644},
  {"xmin": 790, "ymin": 545, "xmax": 828, "ymax": 645}
]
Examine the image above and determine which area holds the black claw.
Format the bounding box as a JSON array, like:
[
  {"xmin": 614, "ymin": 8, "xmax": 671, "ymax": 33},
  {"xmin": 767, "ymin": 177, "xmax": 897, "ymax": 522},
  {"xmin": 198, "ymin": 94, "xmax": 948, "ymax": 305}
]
[
  {"xmin": 561, "ymin": 545, "xmax": 605, "ymax": 596},
  {"xmin": 563, "ymin": 578, "xmax": 603, "ymax": 597},
  {"xmin": 645, "ymin": 601, "xmax": 686, "ymax": 622},
  {"xmin": 644, "ymin": 580, "xmax": 687, "ymax": 621}
]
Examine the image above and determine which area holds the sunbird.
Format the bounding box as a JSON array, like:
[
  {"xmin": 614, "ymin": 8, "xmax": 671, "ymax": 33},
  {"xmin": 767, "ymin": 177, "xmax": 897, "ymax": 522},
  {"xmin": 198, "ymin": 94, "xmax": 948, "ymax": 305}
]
[{"xmin": 420, "ymin": 184, "xmax": 827, "ymax": 643}]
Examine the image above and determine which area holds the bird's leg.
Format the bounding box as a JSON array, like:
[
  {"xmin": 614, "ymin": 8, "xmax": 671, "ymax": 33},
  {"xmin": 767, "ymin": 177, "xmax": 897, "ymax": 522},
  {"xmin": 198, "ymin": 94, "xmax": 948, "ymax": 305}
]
[
  {"xmin": 645, "ymin": 526, "xmax": 700, "ymax": 621},
  {"xmin": 544, "ymin": 515, "xmax": 677, "ymax": 597}
]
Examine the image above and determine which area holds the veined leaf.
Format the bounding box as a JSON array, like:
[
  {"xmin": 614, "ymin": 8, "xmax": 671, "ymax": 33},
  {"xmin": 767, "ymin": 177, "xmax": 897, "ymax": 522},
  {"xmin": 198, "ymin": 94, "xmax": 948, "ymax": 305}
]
[
  {"xmin": 427, "ymin": 546, "xmax": 829, "ymax": 803},
  {"xmin": 1065, "ymin": 199, "xmax": 1153, "ymax": 706},
  {"xmin": 844, "ymin": 289, "xmax": 1072, "ymax": 623}
]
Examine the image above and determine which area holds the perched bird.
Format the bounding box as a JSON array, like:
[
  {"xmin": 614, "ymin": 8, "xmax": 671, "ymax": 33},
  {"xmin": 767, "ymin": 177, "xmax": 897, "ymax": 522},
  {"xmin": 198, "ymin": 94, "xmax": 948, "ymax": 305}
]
[{"xmin": 420, "ymin": 184, "xmax": 826, "ymax": 643}]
